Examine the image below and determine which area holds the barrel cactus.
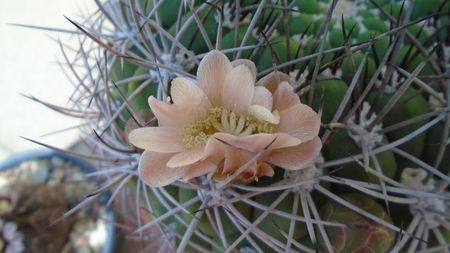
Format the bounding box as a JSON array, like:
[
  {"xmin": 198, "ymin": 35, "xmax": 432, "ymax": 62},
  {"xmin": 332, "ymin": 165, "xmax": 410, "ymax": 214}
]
[{"xmin": 32, "ymin": 0, "xmax": 450, "ymax": 252}]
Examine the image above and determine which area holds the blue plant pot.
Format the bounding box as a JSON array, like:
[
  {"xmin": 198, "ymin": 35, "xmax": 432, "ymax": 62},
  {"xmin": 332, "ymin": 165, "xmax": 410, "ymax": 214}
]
[{"xmin": 0, "ymin": 149, "xmax": 116, "ymax": 253}]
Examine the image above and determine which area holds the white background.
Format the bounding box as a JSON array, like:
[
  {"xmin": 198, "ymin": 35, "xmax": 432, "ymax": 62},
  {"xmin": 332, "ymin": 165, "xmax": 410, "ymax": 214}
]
[{"xmin": 0, "ymin": 0, "xmax": 96, "ymax": 159}]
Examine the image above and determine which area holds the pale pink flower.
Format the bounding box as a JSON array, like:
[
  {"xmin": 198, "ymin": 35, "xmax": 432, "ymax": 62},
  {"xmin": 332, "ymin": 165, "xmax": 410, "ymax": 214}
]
[{"xmin": 128, "ymin": 50, "xmax": 321, "ymax": 187}]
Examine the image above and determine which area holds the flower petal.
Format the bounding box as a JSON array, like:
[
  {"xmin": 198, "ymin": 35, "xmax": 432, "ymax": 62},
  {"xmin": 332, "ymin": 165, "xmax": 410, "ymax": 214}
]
[
  {"xmin": 278, "ymin": 104, "xmax": 321, "ymax": 142},
  {"xmin": 223, "ymin": 145, "xmax": 256, "ymax": 175},
  {"xmin": 197, "ymin": 50, "xmax": 232, "ymax": 106},
  {"xmin": 232, "ymin": 59, "xmax": 257, "ymax": 81},
  {"xmin": 258, "ymin": 71, "xmax": 290, "ymax": 93},
  {"xmin": 273, "ymin": 81, "xmax": 300, "ymax": 111},
  {"xmin": 183, "ymin": 160, "xmax": 218, "ymax": 180},
  {"xmin": 212, "ymin": 132, "xmax": 301, "ymax": 153},
  {"xmin": 248, "ymin": 105, "xmax": 280, "ymax": 124},
  {"xmin": 171, "ymin": 77, "xmax": 211, "ymax": 116},
  {"xmin": 252, "ymin": 86, "xmax": 273, "ymax": 110},
  {"xmin": 148, "ymin": 96, "xmax": 191, "ymax": 126},
  {"xmin": 138, "ymin": 151, "xmax": 187, "ymax": 187},
  {"xmin": 222, "ymin": 65, "xmax": 255, "ymax": 113},
  {"xmin": 259, "ymin": 162, "xmax": 274, "ymax": 177},
  {"xmin": 166, "ymin": 147, "xmax": 204, "ymax": 168},
  {"xmin": 128, "ymin": 126, "xmax": 186, "ymax": 153},
  {"xmin": 263, "ymin": 137, "xmax": 322, "ymax": 170}
]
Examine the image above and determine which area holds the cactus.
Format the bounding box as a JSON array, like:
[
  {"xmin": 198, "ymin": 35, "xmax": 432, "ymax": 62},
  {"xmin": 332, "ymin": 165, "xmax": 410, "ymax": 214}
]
[{"xmin": 31, "ymin": 0, "xmax": 450, "ymax": 252}]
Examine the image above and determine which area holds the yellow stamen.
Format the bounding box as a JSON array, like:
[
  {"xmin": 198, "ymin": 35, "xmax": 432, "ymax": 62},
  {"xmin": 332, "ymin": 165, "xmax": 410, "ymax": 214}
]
[{"xmin": 182, "ymin": 106, "xmax": 277, "ymax": 148}]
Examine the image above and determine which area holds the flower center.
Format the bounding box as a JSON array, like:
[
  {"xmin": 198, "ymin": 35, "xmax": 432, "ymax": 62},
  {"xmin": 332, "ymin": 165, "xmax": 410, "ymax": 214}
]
[{"xmin": 182, "ymin": 106, "xmax": 277, "ymax": 148}]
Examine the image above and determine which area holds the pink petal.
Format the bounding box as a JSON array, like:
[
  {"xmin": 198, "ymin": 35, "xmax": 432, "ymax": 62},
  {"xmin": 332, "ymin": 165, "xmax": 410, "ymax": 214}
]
[
  {"xmin": 232, "ymin": 59, "xmax": 257, "ymax": 81},
  {"xmin": 183, "ymin": 160, "xmax": 218, "ymax": 180},
  {"xmin": 252, "ymin": 86, "xmax": 273, "ymax": 110},
  {"xmin": 258, "ymin": 71, "xmax": 290, "ymax": 93},
  {"xmin": 259, "ymin": 162, "xmax": 274, "ymax": 177},
  {"xmin": 273, "ymin": 81, "xmax": 300, "ymax": 111},
  {"xmin": 222, "ymin": 65, "xmax": 255, "ymax": 113},
  {"xmin": 148, "ymin": 96, "xmax": 191, "ymax": 126},
  {"xmin": 202, "ymin": 138, "xmax": 275, "ymax": 182},
  {"xmin": 201, "ymin": 137, "xmax": 252, "ymax": 175},
  {"xmin": 263, "ymin": 137, "xmax": 322, "ymax": 170},
  {"xmin": 278, "ymin": 104, "xmax": 321, "ymax": 142},
  {"xmin": 212, "ymin": 132, "xmax": 301, "ymax": 153},
  {"xmin": 171, "ymin": 77, "xmax": 211, "ymax": 117},
  {"xmin": 128, "ymin": 126, "xmax": 186, "ymax": 153},
  {"xmin": 197, "ymin": 50, "xmax": 232, "ymax": 106},
  {"xmin": 138, "ymin": 151, "xmax": 187, "ymax": 187},
  {"xmin": 219, "ymin": 144, "xmax": 257, "ymax": 175},
  {"xmin": 166, "ymin": 147, "xmax": 204, "ymax": 168}
]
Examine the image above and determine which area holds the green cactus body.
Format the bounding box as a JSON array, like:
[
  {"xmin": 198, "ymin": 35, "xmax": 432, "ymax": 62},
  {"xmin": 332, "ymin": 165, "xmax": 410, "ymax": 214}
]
[
  {"xmin": 169, "ymin": 8, "xmax": 220, "ymax": 54},
  {"xmin": 303, "ymin": 39, "xmax": 334, "ymax": 71},
  {"xmin": 221, "ymin": 25, "xmax": 256, "ymax": 59},
  {"xmin": 253, "ymin": 192, "xmax": 307, "ymax": 252},
  {"xmin": 423, "ymin": 121, "xmax": 450, "ymax": 174},
  {"xmin": 127, "ymin": 67, "xmax": 158, "ymax": 112},
  {"xmin": 356, "ymin": 32, "xmax": 390, "ymax": 60},
  {"xmin": 411, "ymin": 0, "xmax": 446, "ymax": 20},
  {"xmin": 396, "ymin": 46, "xmax": 436, "ymax": 76},
  {"xmin": 212, "ymin": 232, "xmax": 251, "ymax": 253},
  {"xmin": 110, "ymin": 59, "xmax": 139, "ymax": 100},
  {"xmin": 328, "ymin": 18, "xmax": 361, "ymax": 48},
  {"xmin": 140, "ymin": 0, "xmax": 190, "ymax": 29},
  {"xmin": 369, "ymin": 87, "xmax": 429, "ymax": 158},
  {"xmin": 320, "ymin": 194, "xmax": 395, "ymax": 253},
  {"xmin": 362, "ymin": 17, "xmax": 388, "ymax": 33},
  {"xmin": 178, "ymin": 189, "xmax": 252, "ymax": 237},
  {"xmin": 297, "ymin": 0, "xmax": 321, "ymax": 14},
  {"xmin": 381, "ymin": 3, "xmax": 403, "ymax": 20},
  {"xmin": 341, "ymin": 51, "xmax": 376, "ymax": 85},
  {"xmin": 256, "ymin": 38, "xmax": 300, "ymax": 72},
  {"xmin": 277, "ymin": 14, "xmax": 316, "ymax": 36},
  {"xmin": 306, "ymin": 79, "xmax": 349, "ymax": 124},
  {"xmin": 428, "ymin": 228, "xmax": 450, "ymax": 253},
  {"xmin": 324, "ymin": 129, "xmax": 397, "ymax": 183}
]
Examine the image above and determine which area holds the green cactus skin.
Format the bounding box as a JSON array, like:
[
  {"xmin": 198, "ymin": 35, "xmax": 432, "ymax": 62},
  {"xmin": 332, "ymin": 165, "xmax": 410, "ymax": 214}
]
[
  {"xmin": 411, "ymin": 0, "xmax": 447, "ymax": 20},
  {"xmin": 178, "ymin": 188, "xmax": 253, "ymax": 237},
  {"xmin": 341, "ymin": 51, "xmax": 377, "ymax": 86},
  {"xmin": 319, "ymin": 194, "xmax": 396, "ymax": 253},
  {"xmin": 305, "ymin": 79, "xmax": 349, "ymax": 125},
  {"xmin": 369, "ymin": 87, "xmax": 429, "ymax": 158},
  {"xmin": 297, "ymin": 0, "xmax": 321, "ymax": 14},
  {"xmin": 324, "ymin": 130, "xmax": 397, "ymax": 184},
  {"xmin": 363, "ymin": 17, "xmax": 388, "ymax": 33},
  {"xmin": 356, "ymin": 32, "xmax": 390, "ymax": 60},
  {"xmin": 168, "ymin": 8, "xmax": 221, "ymax": 54},
  {"xmin": 139, "ymin": 0, "xmax": 188, "ymax": 29},
  {"xmin": 253, "ymin": 192, "xmax": 307, "ymax": 252},
  {"xmin": 212, "ymin": 232, "xmax": 251, "ymax": 253},
  {"xmin": 423, "ymin": 121, "xmax": 450, "ymax": 174},
  {"xmin": 110, "ymin": 59, "xmax": 139, "ymax": 100},
  {"xmin": 277, "ymin": 14, "xmax": 316, "ymax": 36},
  {"xmin": 396, "ymin": 46, "xmax": 436, "ymax": 76},
  {"xmin": 428, "ymin": 228, "xmax": 450, "ymax": 253},
  {"xmin": 303, "ymin": 39, "xmax": 334, "ymax": 71},
  {"xmin": 257, "ymin": 38, "xmax": 300, "ymax": 72},
  {"xmin": 221, "ymin": 25, "xmax": 256, "ymax": 59},
  {"xmin": 127, "ymin": 67, "xmax": 158, "ymax": 112}
]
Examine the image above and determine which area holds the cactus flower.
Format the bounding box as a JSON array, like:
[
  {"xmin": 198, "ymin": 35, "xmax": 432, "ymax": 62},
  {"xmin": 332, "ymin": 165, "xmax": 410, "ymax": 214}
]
[{"xmin": 129, "ymin": 50, "xmax": 321, "ymax": 187}]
